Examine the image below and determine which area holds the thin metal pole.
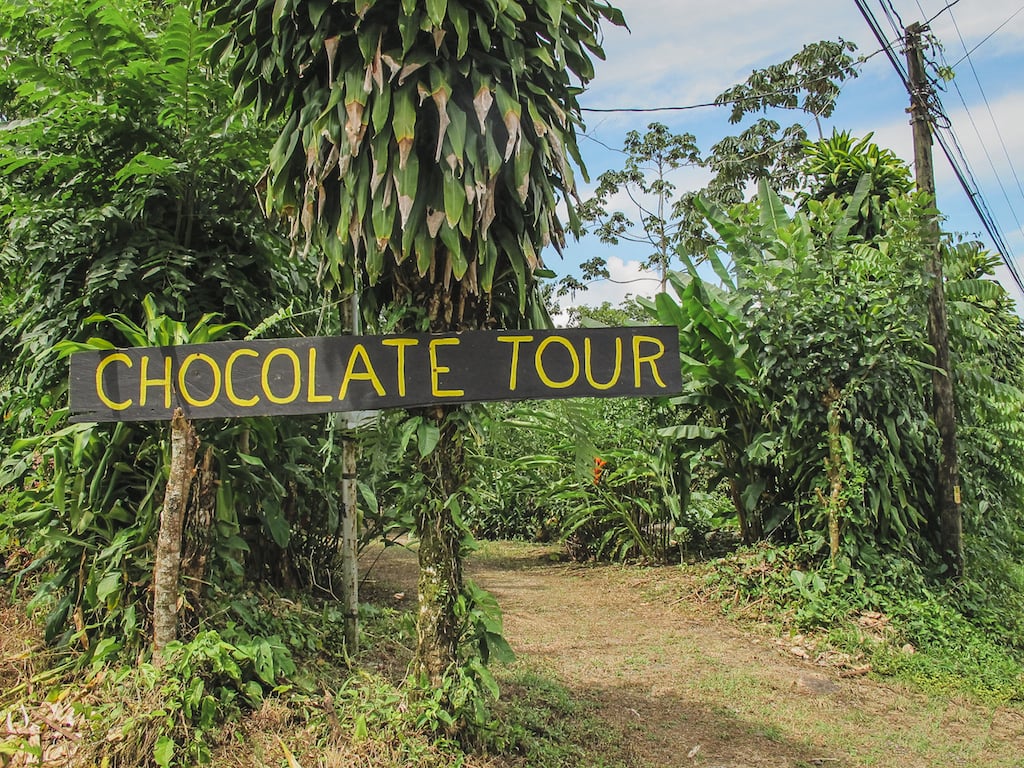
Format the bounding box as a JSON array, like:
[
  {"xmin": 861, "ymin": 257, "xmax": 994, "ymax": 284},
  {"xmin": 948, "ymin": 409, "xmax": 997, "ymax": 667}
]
[{"xmin": 340, "ymin": 289, "xmax": 360, "ymax": 652}]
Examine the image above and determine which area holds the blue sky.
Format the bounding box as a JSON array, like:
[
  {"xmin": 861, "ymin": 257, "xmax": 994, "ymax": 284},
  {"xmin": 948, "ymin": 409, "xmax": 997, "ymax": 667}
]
[{"xmin": 553, "ymin": 0, "xmax": 1024, "ymax": 315}]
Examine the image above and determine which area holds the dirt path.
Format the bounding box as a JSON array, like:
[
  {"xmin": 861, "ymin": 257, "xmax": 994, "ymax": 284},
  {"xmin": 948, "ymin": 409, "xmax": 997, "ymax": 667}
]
[{"xmin": 361, "ymin": 541, "xmax": 1024, "ymax": 768}]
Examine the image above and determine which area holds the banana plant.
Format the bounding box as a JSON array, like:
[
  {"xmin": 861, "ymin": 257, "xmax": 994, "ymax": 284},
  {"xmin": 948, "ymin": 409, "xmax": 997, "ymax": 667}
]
[{"xmin": 646, "ymin": 177, "xmax": 937, "ymax": 558}]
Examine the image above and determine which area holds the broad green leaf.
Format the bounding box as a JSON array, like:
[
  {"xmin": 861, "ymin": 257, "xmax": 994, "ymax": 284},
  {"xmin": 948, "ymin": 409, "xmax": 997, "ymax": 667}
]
[
  {"xmin": 449, "ymin": 2, "xmax": 470, "ymax": 57},
  {"xmin": 831, "ymin": 172, "xmax": 873, "ymax": 243},
  {"xmin": 154, "ymin": 736, "xmax": 175, "ymax": 768},
  {"xmin": 443, "ymin": 170, "xmax": 466, "ymax": 228},
  {"xmin": 263, "ymin": 502, "xmax": 292, "ymax": 548},
  {"xmin": 417, "ymin": 421, "xmax": 440, "ymax": 457},
  {"xmin": 95, "ymin": 571, "xmax": 121, "ymax": 603},
  {"xmin": 392, "ymin": 84, "xmax": 416, "ymax": 168}
]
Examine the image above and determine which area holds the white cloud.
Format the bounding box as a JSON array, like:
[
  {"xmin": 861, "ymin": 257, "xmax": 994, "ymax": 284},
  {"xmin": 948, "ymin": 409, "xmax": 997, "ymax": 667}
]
[
  {"xmin": 559, "ymin": 0, "xmax": 1024, "ymax": 301},
  {"xmin": 584, "ymin": 0, "xmax": 1024, "ymax": 114},
  {"xmin": 552, "ymin": 255, "xmax": 661, "ymax": 326}
]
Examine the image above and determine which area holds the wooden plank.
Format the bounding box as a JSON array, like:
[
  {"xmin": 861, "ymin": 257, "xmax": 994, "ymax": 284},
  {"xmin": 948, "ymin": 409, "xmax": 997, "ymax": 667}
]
[{"xmin": 69, "ymin": 326, "xmax": 682, "ymax": 423}]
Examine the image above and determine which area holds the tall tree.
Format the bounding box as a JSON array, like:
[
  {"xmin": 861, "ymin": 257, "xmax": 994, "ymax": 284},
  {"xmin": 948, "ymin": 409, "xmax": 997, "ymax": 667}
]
[
  {"xmin": 0, "ymin": 0, "xmax": 302, "ymax": 431},
  {"xmin": 570, "ymin": 39, "xmax": 859, "ymax": 294},
  {"xmin": 574, "ymin": 123, "xmax": 700, "ymax": 292},
  {"xmin": 213, "ymin": 0, "xmax": 624, "ymax": 683}
]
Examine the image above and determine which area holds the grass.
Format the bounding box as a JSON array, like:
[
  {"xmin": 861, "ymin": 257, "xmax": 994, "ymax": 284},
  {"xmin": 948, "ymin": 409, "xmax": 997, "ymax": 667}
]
[
  {"xmin": 696, "ymin": 544, "xmax": 1024, "ymax": 706},
  {"xmin": 4, "ymin": 537, "xmax": 1024, "ymax": 768},
  {"xmin": 491, "ymin": 664, "xmax": 630, "ymax": 768}
]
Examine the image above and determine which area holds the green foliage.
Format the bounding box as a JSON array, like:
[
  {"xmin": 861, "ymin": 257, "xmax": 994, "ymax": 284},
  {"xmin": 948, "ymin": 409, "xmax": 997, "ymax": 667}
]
[
  {"xmin": 0, "ymin": 0, "xmax": 307, "ymax": 436},
  {"xmin": 639, "ymin": 253, "xmax": 766, "ymax": 542},
  {"xmin": 3, "ymin": 419, "xmax": 168, "ymax": 649},
  {"xmin": 573, "ymin": 40, "xmax": 860, "ymax": 282},
  {"xmin": 715, "ymin": 39, "xmax": 859, "ymax": 125},
  {"xmin": 490, "ymin": 665, "xmax": 625, "ymax": 766},
  {"xmin": 215, "ymin": 0, "xmax": 624, "ymax": 329},
  {"xmin": 646, "ymin": 180, "xmax": 942, "ymax": 563},
  {"xmin": 0, "ymin": 300, "xmax": 345, "ymax": 662},
  {"xmin": 88, "ymin": 631, "xmax": 270, "ymax": 767},
  {"xmin": 564, "ymin": 298, "xmax": 649, "ymax": 328},
  {"xmin": 574, "ymin": 122, "xmax": 700, "ymax": 289},
  {"xmin": 800, "ymin": 130, "xmax": 915, "ymax": 238},
  {"xmin": 466, "ymin": 397, "xmax": 697, "ymax": 563},
  {"xmin": 215, "ymin": 0, "xmax": 625, "ymax": 721},
  {"xmin": 329, "ymin": 673, "xmax": 474, "ymax": 767},
  {"xmin": 701, "ymin": 545, "xmax": 1024, "ymax": 703}
]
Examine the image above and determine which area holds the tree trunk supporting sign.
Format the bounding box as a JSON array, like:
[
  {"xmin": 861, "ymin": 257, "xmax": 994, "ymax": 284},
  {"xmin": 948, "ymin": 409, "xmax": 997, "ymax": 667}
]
[
  {"xmin": 153, "ymin": 407, "xmax": 198, "ymax": 661},
  {"xmin": 414, "ymin": 409, "xmax": 465, "ymax": 686}
]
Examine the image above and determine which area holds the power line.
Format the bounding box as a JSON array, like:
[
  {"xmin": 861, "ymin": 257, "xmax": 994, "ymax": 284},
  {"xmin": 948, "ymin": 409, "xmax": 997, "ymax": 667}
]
[
  {"xmin": 582, "ymin": 103, "xmax": 717, "ymax": 114},
  {"xmin": 934, "ymin": 124, "xmax": 1024, "ymax": 293},
  {"xmin": 854, "ymin": 0, "xmax": 910, "ymax": 87},
  {"xmin": 580, "ymin": 69, "xmax": 868, "ymax": 115},
  {"xmin": 944, "ymin": 5, "xmax": 1024, "ymax": 234},
  {"xmin": 925, "ymin": 0, "xmax": 962, "ymax": 26},
  {"xmin": 881, "ymin": 0, "xmax": 906, "ymax": 39},
  {"xmin": 853, "ymin": 0, "xmax": 1024, "ymax": 298},
  {"xmin": 944, "ymin": 75, "xmax": 1024, "ymax": 240},
  {"xmin": 951, "ymin": 5, "xmax": 1024, "ymax": 69}
]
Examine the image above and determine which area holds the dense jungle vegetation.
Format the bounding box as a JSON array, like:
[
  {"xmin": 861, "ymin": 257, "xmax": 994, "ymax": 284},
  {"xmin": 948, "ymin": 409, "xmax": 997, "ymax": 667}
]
[{"xmin": 1, "ymin": 0, "xmax": 1021, "ymax": 765}]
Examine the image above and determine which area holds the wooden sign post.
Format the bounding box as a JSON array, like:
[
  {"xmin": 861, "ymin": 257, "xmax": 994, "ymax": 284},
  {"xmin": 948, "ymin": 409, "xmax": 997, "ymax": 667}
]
[
  {"xmin": 68, "ymin": 325, "xmax": 681, "ymax": 656},
  {"xmin": 69, "ymin": 326, "xmax": 682, "ymax": 423}
]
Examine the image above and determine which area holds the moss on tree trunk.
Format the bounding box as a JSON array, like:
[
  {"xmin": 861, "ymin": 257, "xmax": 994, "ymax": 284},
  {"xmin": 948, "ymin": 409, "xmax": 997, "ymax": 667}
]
[
  {"xmin": 153, "ymin": 408, "xmax": 198, "ymax": 661},
  {"xmin": 413, "ymin": 407, "xmax": 466, "ymax": 685}
]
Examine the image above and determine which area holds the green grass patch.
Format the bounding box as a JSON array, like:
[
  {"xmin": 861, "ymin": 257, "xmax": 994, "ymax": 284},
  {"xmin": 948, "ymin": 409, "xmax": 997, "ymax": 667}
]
[
  {"xmin": 699, "ymin": 544, "xmax": 1024, "ymax": 704},
  {"xmin": 491, "ymin": 664, "xmax": 628, "ymax": 768}
]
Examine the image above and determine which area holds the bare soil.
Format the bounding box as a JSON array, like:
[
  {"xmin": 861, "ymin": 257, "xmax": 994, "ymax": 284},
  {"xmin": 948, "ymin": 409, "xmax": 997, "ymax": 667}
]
[{"xmin": 361, "ymin": 541, "xmax": 1024, "ymax": 768}]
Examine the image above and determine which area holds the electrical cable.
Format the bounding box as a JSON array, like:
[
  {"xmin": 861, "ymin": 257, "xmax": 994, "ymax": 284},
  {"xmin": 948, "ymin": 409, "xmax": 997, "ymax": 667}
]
[
  {"xmin": 925, "ymin": 0, "xmax": 962, "ymax": 26},
  {"xmin": 881, "ymin": 0, "xmax": 906, "ymax": 39},
  {"xmin": 854, "ymin": 0, "xmax": 910, "ymax": 89},
  {"xmin": 935, "ymin": 124, "xmax": 1024, "ymax": 294},
  {"xmin": 580, "ymin": 67, "xmax": 870, "ymax": 114},
  {"xmin": 853, "ymin": 0, "xmax": 1024, "ymax": 297},
  {"xmin": 944, "ymin": 75, "xmax": 1024, "ymax": 241},
  {"xmin": 950, "ymin": 5, "xmax": 1024, "ymax": 69},
  {"xmin": 944, "ymin": 5, "xmax": 1024, "ymax": 235},
  {"xmin": 947, "ymin": 5, "xmax": 1024, "ymax": 201}
]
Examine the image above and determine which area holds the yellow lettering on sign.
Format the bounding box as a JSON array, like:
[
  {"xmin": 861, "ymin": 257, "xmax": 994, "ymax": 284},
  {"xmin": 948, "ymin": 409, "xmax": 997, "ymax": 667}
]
[
  {"xmin": 178, "ymin": 353, "xmax": 221, "ymax": 408},
  {"xmin": 584, "ymin": 337, "xmax": 622, "ymax": 390},
  {"xmin": 632, "ymin": 335, "xmax": 668, "ymax": 389},
  {"xmin": 261, "ymin": 348, "xmax": 301, "ymax": 404},
  {"xmin": 139, "ymin": 355, "xmax": 172, "ymax": 409},
  {"xmin": 339, "ymin": 344, "xmax": 386, "ymax": 400},
  {"xmin": 535, "ymin": 335, "xmax": 580, "ymax": 389},
  {"xmin": 497, "ymin": 335, "xmax": 533, "ymax": 391},
  {"xmin": 95, "ymin": 353, "xmax": 133, "ymax": 410},
  {"xmin": 225, "ymin": 348, "xmax": 260, "ymax": 407},
  {"xmin": 306, "ymin": 348, "xmax": 333, "ymax": 403},
  {"xmin": 382, "ymin": 337, "xmax": 419, "ymax": 397},
  {"xmin": 429, "ymin": 338, "xmax": 464, "ymax": 398}
]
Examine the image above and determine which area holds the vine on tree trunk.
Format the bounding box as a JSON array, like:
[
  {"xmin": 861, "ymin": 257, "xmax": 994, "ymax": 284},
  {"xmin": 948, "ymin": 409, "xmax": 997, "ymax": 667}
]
[{"xmin": 153, "ymin": 408, "xmax": 198, "ymax": 661}]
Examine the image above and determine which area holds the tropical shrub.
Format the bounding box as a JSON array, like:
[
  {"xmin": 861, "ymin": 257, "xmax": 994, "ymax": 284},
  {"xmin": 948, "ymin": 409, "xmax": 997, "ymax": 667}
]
[
  {"xmin": 646, "ymin": 179, "xmax": 939, "ymax": 565},
  {"xmin": 0, "ymin": 0, "xmax": 308, "ymax": 440}
]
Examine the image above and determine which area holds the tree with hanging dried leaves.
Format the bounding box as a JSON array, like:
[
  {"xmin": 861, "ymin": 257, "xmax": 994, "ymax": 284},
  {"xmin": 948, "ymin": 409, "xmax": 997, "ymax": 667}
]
[{"xmin": 211, "ymin": 0, "xmax": 624, "ymax": 686}]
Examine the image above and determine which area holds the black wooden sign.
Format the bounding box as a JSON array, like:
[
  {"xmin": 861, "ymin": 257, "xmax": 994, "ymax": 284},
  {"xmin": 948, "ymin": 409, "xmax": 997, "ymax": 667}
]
[{"xmin": 68, "ymin": 326, "xmax": 682, "ymax": 423}]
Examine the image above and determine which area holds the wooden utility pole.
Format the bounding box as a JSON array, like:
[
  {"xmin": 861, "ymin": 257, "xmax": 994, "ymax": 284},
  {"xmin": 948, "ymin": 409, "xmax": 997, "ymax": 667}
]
[
  {"xmin": 340, "ymin": 429, "xmax": 359, "ymax": 652},
  {"xmin": 905, "ymin": 22, "xmax": 963, "ymax": 578}
]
